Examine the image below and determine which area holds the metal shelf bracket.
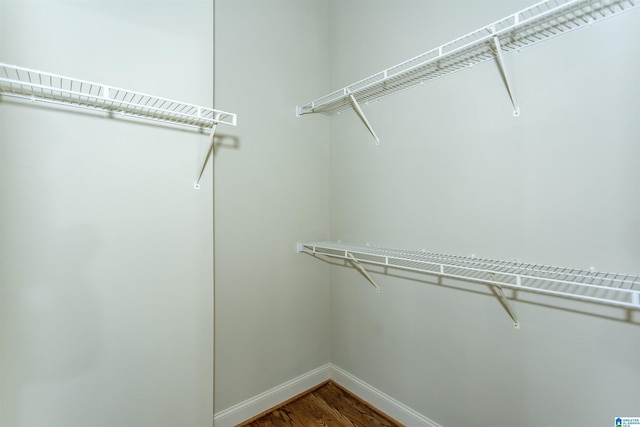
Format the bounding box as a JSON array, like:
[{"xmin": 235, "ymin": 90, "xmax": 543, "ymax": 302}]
[
  {"xmin": 298, "ymin": 243, "xmax": 380, "ymax": 292},
  {"xmin": 194, "ymin": 113, "xmax": 221, "ymax": 190},
  {"xmin": 348, "ymin": 91, "xmax": 381, "ymax": 145},
  {"xmin": 492, "ymin": 34, "xmax": 520, "ymax": 117},
  {"xmin": 491, "ymin": 279, "xmax": 520, "ymax": 328},
  {"xmin": 490, "ymin": 273, "xmax": 520, "ymax": 329},
  {"xmin": 346, "ymin": 251, "xmax": 381, "ymax": 292}
]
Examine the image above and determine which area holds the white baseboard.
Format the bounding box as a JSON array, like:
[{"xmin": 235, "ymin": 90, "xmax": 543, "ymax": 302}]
[
  {"xmin": 213, "ymin": 363, "xmax": 331, "ymax": 427},
  {"xmin": 329, "ymin": 364, "xmax": 442, "ymax": 427},
  {"xmin": 213, "ymin": 363, "xmax": 441, "ymax": 427}
]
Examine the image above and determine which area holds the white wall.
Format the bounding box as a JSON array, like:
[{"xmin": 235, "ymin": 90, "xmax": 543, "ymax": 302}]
[
  {"xmin": 1, "ymin": 1, "xmax": 332, "ymax": 425},
  {"xmin": 3, "ymin": 1, "xmax": 639, "ymax": 426},
  {"xmin": 212, "ymin": 0, "xmax": 332, "ymax": 413},
  {"xmin": 328, "ymin": 1, "xmax": 640, "ymax": 426},
  {"xmin": 1, "ymin": 2, "xmax": 214, "ymax": 426}
]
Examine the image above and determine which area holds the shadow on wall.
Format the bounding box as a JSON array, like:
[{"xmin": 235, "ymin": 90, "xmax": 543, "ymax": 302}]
[{"xmin": 212, "ymin": 133, "xmax": 240, "ymax": 157}]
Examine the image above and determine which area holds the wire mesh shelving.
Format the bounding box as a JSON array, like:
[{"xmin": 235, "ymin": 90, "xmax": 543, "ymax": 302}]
[
  {"xmin": 296, "ymin": 0, "xmax": 639, "ymax": 136},
  {"xmin": 298, "ymin": 241, "xmax": 640, "ymax": 326},
  {"xmin": 0, "ymin": 63, "xmax": 236, "ymax": 130}
]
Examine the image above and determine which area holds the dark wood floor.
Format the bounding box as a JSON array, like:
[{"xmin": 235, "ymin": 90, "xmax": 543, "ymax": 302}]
[{"xmin": 237, "ymin": 381, "xmax": 403, "ymax": 427}]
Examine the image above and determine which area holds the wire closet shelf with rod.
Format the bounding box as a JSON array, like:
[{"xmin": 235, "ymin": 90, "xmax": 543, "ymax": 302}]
[
  {"xmin": 295, "ymin": 0, "xmax": 640, "ymax": 143},
  {"xmin": 0, "ymin": 62, "xmax": 237, "ymax": 188},
  {"xmin": 297, "ymin": 241, "xmax": 640, "ymax": 328}
]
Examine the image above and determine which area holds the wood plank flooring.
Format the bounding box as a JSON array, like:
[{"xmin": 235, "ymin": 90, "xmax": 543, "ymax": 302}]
[{"xmin": 237, "ymin": 380, "xmax": 404, "ymax": 427}]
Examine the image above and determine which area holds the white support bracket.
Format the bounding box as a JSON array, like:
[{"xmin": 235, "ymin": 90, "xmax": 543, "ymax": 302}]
[
  {"xmin": 348, "ymin": 92, "xmax": 381, "ymax": 145},
  {"xmin": 346, "ymin": 252, "xmax": 381, "ymax": 293},
  {"xmin": 194, "ymin": 113, "xmax": 221, "ymax": 190},
  {"xmin": 493, "ymin": 284, "xmax": 520, "ymax": 329},
  {"xmin": 492, "ymin": 35, "xmax": 520, "ymax": 117}
]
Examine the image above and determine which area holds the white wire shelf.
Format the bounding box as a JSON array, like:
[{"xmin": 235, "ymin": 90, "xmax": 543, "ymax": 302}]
[
  {"xmin": 297, "ymin": 241, "xmax": 640, "ymax": 312},
  {"xmin": 0, "ymin": 63, "xmax": 237, "ymax": 130},
  {"xmin": 296, "ymin": 0, "xmax": 639, "ymax": 118}
]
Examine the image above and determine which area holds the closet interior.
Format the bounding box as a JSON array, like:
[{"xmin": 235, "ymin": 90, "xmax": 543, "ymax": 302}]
[{"xmin": 1, "ymin": 0, "xmax": 638, "ymax": 426}]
